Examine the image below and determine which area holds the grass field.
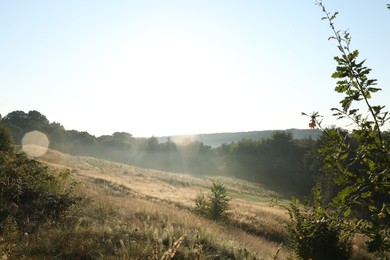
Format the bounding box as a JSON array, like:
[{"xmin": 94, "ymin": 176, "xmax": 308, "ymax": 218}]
[
  {"xmin": 35, "ymin": 149, "xmax": 290, "ymax": 259},
  {"xmin": 1, "ymin": 149, "xmax": 372, "ymax": 259}
]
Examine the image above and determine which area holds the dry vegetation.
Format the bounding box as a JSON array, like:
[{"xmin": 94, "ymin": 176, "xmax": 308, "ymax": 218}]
[
  {"xmin": 33, "ymin": 149, "xmax": 291, "ymax": 259},
  {"xmin": 3, "ymin": 149, "xmax": 368, "ymax": 259}
]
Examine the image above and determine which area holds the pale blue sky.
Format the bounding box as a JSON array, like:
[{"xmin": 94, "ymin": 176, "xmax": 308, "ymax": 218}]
[{"xmin": 1, "ymin": 1, "xmax": 389, "ymax": 137}]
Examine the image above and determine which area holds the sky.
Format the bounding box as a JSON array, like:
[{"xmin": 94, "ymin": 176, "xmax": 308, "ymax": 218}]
[{"xmin": 1, "ymin": 1, "xmax": 389, "ymax": 137}]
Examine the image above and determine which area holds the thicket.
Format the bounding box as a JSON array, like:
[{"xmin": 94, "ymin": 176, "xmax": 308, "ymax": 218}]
[
  {"xmin": 0, "ymin": 124, "xmax": 79, "ymax": 255},
  {"xmin": 286, "ymin": 1, "xmax": 390, "ymax": 259}
]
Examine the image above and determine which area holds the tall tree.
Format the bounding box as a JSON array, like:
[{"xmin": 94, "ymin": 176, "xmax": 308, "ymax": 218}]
[{"xmin": 288, "ymin": 1, "xmax": 389, "ymax": 258}]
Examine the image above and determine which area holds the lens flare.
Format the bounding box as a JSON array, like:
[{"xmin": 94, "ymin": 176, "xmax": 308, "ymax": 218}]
[
  {"xmin": 171, "ymin": 135, "xmax": 197, "ymax": 146},
  {"xmin": 22, "ymin": 131, "xmax": 49, "ymax": 157}
]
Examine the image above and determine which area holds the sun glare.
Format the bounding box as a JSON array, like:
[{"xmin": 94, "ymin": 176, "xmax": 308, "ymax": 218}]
[
  {"xmin": 22, "ymin": 130, "xmax": 50, "ymax": 157},
  {"xmin": 170, "ymin": 135, "xmax": 197, "ymax": 146}
]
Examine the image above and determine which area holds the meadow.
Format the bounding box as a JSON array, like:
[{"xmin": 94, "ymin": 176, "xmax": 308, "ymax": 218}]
[
  {"xmin": 18, "ymin": 149, "xmax": 370, "ymax": 259},
  {"xmin": 36, "ymin": 149, "xmax": 290, "ymax": 259}
]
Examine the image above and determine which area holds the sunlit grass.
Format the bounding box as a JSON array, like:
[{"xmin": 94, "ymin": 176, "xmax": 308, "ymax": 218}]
[
  {"xmin": 35, "ymin": 149, "xmax": 292, "ymax": 258},
  {"xmin": 10, "ymin": 177, "xmax": 288, "ymax": 259},
  {"xmin": 28, "ymin": 149, "xmax": 378, "ymax": 259}
]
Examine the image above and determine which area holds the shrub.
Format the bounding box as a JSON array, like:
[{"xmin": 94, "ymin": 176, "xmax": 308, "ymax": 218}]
[
  {"xmin": 0, "ymin": 126, "xmax": 79, "ymax": 236},
  {"xmin": 194, "ymin": 182, "xmax": 231, "ymax": 221},
  {"xmin": 286, "ymin": 191, "xmax": 352, "ymax": 260},
  {"xmin": 194, "ymin": 192, "xmax": 209, "ymax": 217},
  {"xmin": 208, "ymin": 182, "xmax": 231, "ymax": 220},
  {"xmin": 0, "ymin": 124, "xmax": 13, "ymax": 152}
]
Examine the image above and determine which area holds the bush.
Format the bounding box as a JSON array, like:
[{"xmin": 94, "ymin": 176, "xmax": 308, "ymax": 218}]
[
  {"xmin": 0, "ymin": 126, "xmax": 79, "ymax": 236},
  {"xmin": 286, "ymin": 191, "xmax": 352, "ymax": 260},
  {"xmin": 194, "ymin": 182, "xmax": 231, "ymax": 221},
  {"xmin": 194, "ymin": 192, "xmax": 209, "ymax": 217},
  {"xmin": 0, "ymin": 124, "xmax": 13, "ymax": 152}
]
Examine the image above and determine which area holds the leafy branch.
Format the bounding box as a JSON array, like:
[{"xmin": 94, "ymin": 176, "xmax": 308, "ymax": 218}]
[
  {"xmin": 293, "ymin": 1, "xmax": 390, "ymax": 257},
  {"xmin": 316, "ymin": 0, "xmax": 389, "ymax": 143}
]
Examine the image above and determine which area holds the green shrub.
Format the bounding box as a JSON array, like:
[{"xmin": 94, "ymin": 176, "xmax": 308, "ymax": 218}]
[
  {"xmin": 0, "ymin": 124, "xmax": 13, "ymax": 152},
  {"xmin": 194, "ymin": 192, "xmax": 209, "ymax": 217},
  {"xmin": 286, "ymin": 191, "xmax": 352, "ymax": 260},
  {"xmin": 194, "ymin": 182, "xmax": 231, "ymax": 221},
  {"xmin": 0, "ymin": 126, "xmax": 79, "ymax": 236}
]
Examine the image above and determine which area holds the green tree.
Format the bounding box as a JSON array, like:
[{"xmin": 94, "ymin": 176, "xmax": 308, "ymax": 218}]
[
  {"xmin": 194, "ymin": 182, "xmax": 231, "ymax": 221},
  {"xmin": 0, "ymin": 125, "xmax": 78, "ymax": 236},
  {"xmin": 208, "ymin": 182, "xmax": 231, "ymax": 220},
  {"xmin": 221, "ymin": 132, "xmax": 312, "ymax": 196},
  {"xmin": 0, "ymin": 124, "xmax": 13, "ymax": 152},
  {"xmin": 1, "ymin": 110, "xmax": 28, "ymax": 144},
  {"xmin": 318, "ymin": 0, "xmax": 389, "ymax": 253},
  {"xmin": 289, "ymin": 1, "xmax": 389, "ymax": 258}
]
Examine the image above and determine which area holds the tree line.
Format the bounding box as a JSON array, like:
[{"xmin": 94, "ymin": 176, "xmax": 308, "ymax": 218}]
[
  {"xmin": 0, "ymin": 110, "xmax": 217, "ymax": 176},
  {"xmin": 2, "ymin": 110, "xmax": 388, "ymax": 199}
]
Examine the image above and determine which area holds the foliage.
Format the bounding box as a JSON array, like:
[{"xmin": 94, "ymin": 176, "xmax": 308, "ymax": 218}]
[
  {"xmin": 291, "ymin": 1, "xmax": 390, "ymax": 257},
  {"xmin": 209, "ymin": 182, "xmax": 231, "ymax": 220},
  {"xmin": 194, "ymin": 192, "xmax": 209, "ymax": 217},
  {"xmin": 217, "ymin": 131, "xmax": 315, "ymax": 197},
  {"xmin": 0, "ymin": 125, "xmax": 79, "ymax": 238},
  {"xmin": 286, "ymin": 191, "xmax": 352, "ymax": 260},
  {"xmin": 1, "ymin": 109, "xmax": 320, "ymax": 192},
  {"xmin": 0, "ymin": 111, "xmax": 219, "ymax": 176},
  {"xmin": 194, "ymin": 182, "xmax": 231, "ymax": 221},
  {"xmin": 0, "ymin": 124, "xmax": 13, "ymax": 152}
]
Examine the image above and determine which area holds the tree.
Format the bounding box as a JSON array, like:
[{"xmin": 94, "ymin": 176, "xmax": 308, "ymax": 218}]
[
  {"xmin": 317, "ymin": 0, "xmax": 389, "ymax": 254},
  {"xmin": 194, "ymin": 182, "xmax": 231, "ymax": 221},
  {"xmin": 288, "ymin": 1, "xmax": 390, "ymax": 258},
  {"xmin": 0, "ymin": 124, "xmax": 13, "ymax": 152},
  {"xmin": 1, "ymin": 111, "xmax": 28, "ymax": 143},
  {"xmin": 0, "ymin": 124, "xmax": 78, "ymax": 237},
  {"xmin": 208, "ymin": 182, "xmax": 231, "ymax": 220},
  {"xmin": 27, "ymin": 110, "xmax": 49, "ymax": 129}
]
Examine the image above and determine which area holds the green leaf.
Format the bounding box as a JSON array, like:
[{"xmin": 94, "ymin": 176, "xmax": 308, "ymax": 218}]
[
  {"xmin": 368, "ymin": 205, "xmax": 377, "ymax": 212},
  {"xmin": 335, "ymin": 84, "xmax": 348, "ymax": 93},
  {"xmin": 361, "ymin": 191, "xmax": 372, "ymax": 199},
  {"xmin": 344, "ymin": 207, "xmax": 351, "ymax": 217},
  {"xmin": 367, "ymin": 87, "xmax": 381, "ymax": 92},
  {"xmin": 372, "ymin": 105, "xmax": 383, "ymax": 115},
  {"xmin": 340, "ymin": 97, "xmax": 352, "ymax": 111},
  {"xmin": 332, "ymin": 71, "xmax": 344, "ymax": 79},
  {"xmin": 352, "ymin": 93, "xmax": 362, "ymax": 101},
  {"xmin": 330, "ymin": 12, "xmax": 339, "ymax": 21},
  {"xmin": 348, "ymin": 109, "xmax": 358, "ymax": 115}
]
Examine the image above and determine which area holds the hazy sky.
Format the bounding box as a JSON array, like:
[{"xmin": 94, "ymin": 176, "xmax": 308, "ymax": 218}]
[{"xmin": 1, "ymin": 1, "xmax": 389, "ymax": 137}]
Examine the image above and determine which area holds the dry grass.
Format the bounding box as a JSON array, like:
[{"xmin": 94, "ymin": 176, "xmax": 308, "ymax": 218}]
[
  {"xmin": 34, "ymin": 149, "xmax": 293, "ymax": 259},
  {"xmin": 76, "ymin": 176, "xmax": 291, "ymax": 259},
  {"xmin": 41, "ymin": 150, "xmax": 279, "ymax": 207},
  {"xmin": 24, "ymin": 149, "xmax": 376, "ymax": 259}
]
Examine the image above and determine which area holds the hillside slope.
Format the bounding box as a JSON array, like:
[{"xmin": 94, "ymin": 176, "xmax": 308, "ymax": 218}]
[{"xmin": 38, "ymin": 149, "xmax": 291, "ymax": 259}]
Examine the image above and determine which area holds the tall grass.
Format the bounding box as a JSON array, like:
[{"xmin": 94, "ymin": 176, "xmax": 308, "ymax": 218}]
[
  {"xmin": 25, "ymin": 149, "xmax": 375, "ymax": 259},
  {"xmin": 6, "ymin": 176, "xmax": 289, "ymax": 259}
]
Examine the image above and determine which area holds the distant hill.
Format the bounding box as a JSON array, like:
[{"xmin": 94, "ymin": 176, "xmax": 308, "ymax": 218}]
[{"xmin": 157, "ymin": 128, "xmax": 322, "ymax": 147}]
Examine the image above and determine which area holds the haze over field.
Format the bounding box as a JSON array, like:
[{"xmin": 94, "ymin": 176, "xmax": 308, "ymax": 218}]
[{"xmin": 1, "ymin": 1, "xmax": 389, "ymax": 137}]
